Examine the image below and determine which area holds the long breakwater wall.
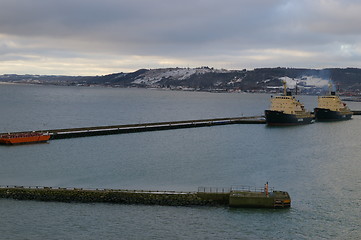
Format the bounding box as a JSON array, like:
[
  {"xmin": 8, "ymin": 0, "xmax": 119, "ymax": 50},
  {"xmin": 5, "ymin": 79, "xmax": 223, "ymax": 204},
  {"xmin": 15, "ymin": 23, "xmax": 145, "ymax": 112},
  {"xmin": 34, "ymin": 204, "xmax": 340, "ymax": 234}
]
[
  {"xmin": 352, "ymin": 110, "xmax": 361, "ymax": 115},
  {"xmin": 0, "ymin": 116, "xmax": 265, "ymax": 141},
  {"xmin": 0, "ymin": 186, "xmax": 229, "ymax": 206},
  {"xmin": 47, "ymin": 116, "xmax": 265, "ymax": 140},
  {"xmin": 0, "ymin": 185, "xmax": 291, "ymax": 208}
]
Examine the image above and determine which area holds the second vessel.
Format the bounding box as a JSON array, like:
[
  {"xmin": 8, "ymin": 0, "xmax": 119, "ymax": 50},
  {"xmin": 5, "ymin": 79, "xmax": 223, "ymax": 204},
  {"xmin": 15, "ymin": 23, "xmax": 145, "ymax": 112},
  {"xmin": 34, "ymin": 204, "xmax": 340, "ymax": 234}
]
[{"xmin": 314, "ymin": 84, "xmax": 353, "ymax": 121}]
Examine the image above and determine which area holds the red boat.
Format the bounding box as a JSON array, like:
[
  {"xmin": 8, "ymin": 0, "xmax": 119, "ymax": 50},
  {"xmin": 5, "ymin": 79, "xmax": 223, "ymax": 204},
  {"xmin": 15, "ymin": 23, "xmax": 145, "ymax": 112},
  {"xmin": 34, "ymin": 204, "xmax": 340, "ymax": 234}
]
[{"xmin": 0, "ymin": 132, "xmax": 50, "ymax": 145}]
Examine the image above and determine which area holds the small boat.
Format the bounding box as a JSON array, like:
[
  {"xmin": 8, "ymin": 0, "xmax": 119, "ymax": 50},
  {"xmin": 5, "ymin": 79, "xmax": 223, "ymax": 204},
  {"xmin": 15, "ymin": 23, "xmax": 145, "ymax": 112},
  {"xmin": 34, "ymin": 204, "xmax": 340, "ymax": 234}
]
[
  {"xmin": 314, "ymin": 84, "xmax": 353, "ymax": 121},
  {"xmin": 265, "ymin": 81, "xmax": 314, "ymax": 126},
  {"xmin": 0, "ymin": 132, "xmax": 50, "ymax": 145}
]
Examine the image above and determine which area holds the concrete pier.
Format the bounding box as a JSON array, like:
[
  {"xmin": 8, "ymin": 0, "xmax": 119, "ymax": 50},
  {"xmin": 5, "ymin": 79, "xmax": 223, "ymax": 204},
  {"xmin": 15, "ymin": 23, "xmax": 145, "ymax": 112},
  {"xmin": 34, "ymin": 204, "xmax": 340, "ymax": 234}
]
[
  {"xmin": 47, "ymin": 116, "xmax": 265, "ymax": 140},
  {"xmin": 0, "ymin": 185, "xmax": 290, "ymax": 208},
  {"xmin": 0, "ymin": 116, "xmax": 266, "ymax": 141}
]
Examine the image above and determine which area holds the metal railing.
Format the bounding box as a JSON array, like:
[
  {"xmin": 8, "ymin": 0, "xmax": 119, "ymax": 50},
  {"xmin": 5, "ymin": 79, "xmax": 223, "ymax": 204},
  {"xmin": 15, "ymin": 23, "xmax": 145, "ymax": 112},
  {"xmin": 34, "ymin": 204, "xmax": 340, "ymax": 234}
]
[
  {"xmin": 0, "ymin": 185, "xmax": 194, "ymax": 194},
  {"xmin": 231, "ymin": 185, "xmax": 274, "ymax": 192},
  {"xmin": 197, "ymin": 187, "xmax": 231, "ymax": 193},
  {"xmin": 0, "ymin": 185, "xmax": 274, "ymax": 194}
]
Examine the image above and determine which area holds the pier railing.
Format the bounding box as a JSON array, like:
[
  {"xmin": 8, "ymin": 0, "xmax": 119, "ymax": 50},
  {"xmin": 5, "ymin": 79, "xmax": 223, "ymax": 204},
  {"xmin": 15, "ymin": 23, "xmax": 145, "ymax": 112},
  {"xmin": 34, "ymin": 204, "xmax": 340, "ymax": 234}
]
[
  {"xmin": 197, "ymin": 187, "xmax": 231, "ymax": 193},
  {"xmin": 1, "ymin": 185, "xmax": 276, "ymax": 194},
  {"xmin": 0, "ymin": 185, "xmax": 195, "ymax": 194},
  {"xmin": 197, "ymin": 185, "xmax": 275, "ymax": 193},
  {"xmin": 231, "ymin": 185, "xmax": 274, "ymax": 192}
]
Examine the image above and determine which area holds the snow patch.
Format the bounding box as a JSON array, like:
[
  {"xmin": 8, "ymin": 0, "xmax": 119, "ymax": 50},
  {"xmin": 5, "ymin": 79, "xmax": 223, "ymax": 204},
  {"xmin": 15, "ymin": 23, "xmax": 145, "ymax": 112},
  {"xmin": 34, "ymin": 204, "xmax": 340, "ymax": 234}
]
[{"xmin": 279, "ymin": 76, "xmax": 329, "ymax": 88}]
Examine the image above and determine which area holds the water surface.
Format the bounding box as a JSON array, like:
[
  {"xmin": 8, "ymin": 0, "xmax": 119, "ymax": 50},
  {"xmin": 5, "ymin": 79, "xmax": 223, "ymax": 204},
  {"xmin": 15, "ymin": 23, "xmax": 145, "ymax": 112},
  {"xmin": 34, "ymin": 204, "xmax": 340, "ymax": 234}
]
[{"xmin": 0, "ymin": 84, "xmax": 360, "ymax": 239}]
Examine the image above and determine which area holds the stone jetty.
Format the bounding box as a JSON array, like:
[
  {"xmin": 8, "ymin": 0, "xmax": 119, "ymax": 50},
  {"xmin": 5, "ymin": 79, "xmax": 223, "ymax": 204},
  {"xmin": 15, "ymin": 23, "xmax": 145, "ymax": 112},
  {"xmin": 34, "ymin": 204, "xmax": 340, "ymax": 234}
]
[{"xmin": 0, "ymin": 185, "xmax": 290, "ymax": 208}]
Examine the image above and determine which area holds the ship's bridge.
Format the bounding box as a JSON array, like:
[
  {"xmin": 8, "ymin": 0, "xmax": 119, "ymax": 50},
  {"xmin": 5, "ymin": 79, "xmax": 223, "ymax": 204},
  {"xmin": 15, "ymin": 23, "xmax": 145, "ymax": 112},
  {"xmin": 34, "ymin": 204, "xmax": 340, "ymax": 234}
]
[
  {"xmin": 318, "ymin": 95, "xmax": 349, "ymax": 112},
  {"xmin": 270, "ymin": 95, "xmax": 304, "ymax": 114}
]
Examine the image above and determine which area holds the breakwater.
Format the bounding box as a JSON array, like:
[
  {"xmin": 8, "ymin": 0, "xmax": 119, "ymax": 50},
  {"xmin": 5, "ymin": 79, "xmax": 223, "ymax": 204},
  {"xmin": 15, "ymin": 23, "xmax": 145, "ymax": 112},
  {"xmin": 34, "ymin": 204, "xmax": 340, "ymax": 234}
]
[
  {"xmin": 0, "ymin": 186, "xmax": 229, "ymax": 206},
  {"xmin": 47, "ymin": 116, "xmax": 265, "ymax": 140},
  {"xmin": 0, "ymin": 116, "xmax": 265, "ymax": 141},
  {"xmin": 0, "ymin": 185, "xmax": 290, "ymax": 208}
]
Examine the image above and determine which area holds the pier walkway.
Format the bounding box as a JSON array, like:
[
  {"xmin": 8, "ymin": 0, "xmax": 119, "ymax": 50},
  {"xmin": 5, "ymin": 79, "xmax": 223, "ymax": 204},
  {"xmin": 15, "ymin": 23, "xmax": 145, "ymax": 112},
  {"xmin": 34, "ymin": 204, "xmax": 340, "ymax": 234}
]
[
  {"xmin": 47, "ymin": 116, "xmax": 265, "ymax": 140},
  {"xmin": 0, "ymin": 116, "xmax": 265, "ymax": 140}
]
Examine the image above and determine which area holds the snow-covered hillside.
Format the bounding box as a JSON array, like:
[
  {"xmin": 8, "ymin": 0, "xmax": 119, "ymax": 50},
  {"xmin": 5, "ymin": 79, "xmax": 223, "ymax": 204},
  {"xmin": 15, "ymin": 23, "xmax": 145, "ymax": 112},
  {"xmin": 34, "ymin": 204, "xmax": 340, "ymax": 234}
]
[
  {"xmin": 130, "ymin": 67, "xmax": 331, "ymax": 89},
  {"xmin": 132, "ymin": 67, "xmax": 230, "ymax": 85}
]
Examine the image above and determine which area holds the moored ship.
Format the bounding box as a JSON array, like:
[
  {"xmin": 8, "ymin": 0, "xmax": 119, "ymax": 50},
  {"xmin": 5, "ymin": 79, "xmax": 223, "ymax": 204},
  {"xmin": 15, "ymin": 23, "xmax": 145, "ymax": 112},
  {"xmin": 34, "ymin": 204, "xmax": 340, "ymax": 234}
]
[
  {"xmin": 314, "ymin": 85, "xmax": 353, "ymax": 121},
  {"xmin": 0, "ymin": 132, "xmax": 50, "ymax": 145},
  {"xmin": 265, "ymin": 81, "xmax": 314, "ymax": 126}
]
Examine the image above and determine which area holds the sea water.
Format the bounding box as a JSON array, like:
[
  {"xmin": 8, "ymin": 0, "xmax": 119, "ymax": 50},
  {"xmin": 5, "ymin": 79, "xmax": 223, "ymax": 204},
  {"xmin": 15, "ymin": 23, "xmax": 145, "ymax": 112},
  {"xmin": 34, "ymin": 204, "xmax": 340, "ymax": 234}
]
[{"xmin": 0, "ymin": 84, "xmax": 360, "ymax": 239}]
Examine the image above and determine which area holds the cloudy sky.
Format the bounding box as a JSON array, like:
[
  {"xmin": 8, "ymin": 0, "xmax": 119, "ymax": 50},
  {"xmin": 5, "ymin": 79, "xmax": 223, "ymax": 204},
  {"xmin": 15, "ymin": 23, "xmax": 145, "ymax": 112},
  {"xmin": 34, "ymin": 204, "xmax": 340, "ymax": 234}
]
[{"xmin": 1, "ymin": 0, "xmax": 361, "ymax": 75}]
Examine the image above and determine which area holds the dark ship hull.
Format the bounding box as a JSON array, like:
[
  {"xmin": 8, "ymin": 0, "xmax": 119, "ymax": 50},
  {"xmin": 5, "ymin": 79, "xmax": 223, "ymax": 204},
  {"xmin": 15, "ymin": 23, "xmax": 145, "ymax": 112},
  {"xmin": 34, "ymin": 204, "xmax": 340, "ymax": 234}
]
[
  {"xmin": 265, "ymin": 110, "xmax": 314, "ymax": 126},
  {"xmin": 314, "ymin": 108, "xmax": 352, "ymax": 121}
]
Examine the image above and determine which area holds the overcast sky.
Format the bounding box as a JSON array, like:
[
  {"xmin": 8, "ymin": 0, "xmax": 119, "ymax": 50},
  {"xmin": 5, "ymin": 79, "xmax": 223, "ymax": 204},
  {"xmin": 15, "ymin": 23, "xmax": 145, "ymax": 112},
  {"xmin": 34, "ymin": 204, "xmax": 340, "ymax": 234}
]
[{"xmin": 1, "ymin": 0, "xmax": 361, "ymax": 75}]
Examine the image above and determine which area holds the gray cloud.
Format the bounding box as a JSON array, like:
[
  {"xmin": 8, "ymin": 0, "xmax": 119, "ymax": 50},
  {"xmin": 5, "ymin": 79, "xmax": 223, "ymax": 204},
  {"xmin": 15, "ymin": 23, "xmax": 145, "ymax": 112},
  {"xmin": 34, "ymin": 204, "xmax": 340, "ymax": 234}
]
[{"xmin": 1, "ymin": 0, "xmax": 361, "ymax": 74}]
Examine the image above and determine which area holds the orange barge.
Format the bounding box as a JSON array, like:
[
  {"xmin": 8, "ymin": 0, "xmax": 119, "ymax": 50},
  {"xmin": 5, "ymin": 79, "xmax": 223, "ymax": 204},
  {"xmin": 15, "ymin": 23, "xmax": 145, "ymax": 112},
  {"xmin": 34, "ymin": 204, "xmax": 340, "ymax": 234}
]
[{"xmin": 0, "ymin": 132, "xmax": 50, "ymax": 145}]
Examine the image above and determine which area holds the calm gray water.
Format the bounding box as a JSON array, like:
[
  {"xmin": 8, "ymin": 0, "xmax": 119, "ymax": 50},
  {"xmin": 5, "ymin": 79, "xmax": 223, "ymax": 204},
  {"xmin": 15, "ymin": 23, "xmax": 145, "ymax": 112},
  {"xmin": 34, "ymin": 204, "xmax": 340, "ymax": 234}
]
[{"xmin": 0, "ymin": 84, "xmax": 360, "ymax": 239}]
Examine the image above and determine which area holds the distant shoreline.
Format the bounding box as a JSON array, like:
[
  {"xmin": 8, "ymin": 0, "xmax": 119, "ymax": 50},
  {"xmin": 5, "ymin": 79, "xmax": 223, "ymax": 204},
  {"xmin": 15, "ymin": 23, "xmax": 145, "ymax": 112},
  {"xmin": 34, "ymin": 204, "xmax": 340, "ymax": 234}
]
[
  {"xmin": 0, "ymin": 81, "xmax": 249, "ymax": 94},
  {"xmin": 0, "ymin": 81, "xmax": 19, "ymax": 85}
]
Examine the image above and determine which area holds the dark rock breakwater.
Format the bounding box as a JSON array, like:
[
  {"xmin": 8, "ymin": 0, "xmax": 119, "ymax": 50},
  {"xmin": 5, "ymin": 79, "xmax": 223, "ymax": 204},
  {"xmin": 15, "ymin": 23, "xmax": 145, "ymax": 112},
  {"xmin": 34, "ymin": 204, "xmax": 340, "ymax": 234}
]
[
  {"xmin": 0, "ymin": 186, "xmax": 290, "ymax": 208},
  {"xmin": 0, "ymin": 187, "xmax": 229, "ymax": 206}
]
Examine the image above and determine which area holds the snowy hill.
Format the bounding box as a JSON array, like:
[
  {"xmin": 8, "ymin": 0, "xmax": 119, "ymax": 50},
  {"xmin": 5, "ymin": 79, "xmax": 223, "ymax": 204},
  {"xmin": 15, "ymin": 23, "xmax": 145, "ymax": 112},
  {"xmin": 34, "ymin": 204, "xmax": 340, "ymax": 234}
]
[
  {"xmin": 1, "ymin": 67, "xmax": 361, "ymax": 94},
  {"xmin": 132, "ymin": 67, "xmax": 229, "ymax": 85}
]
